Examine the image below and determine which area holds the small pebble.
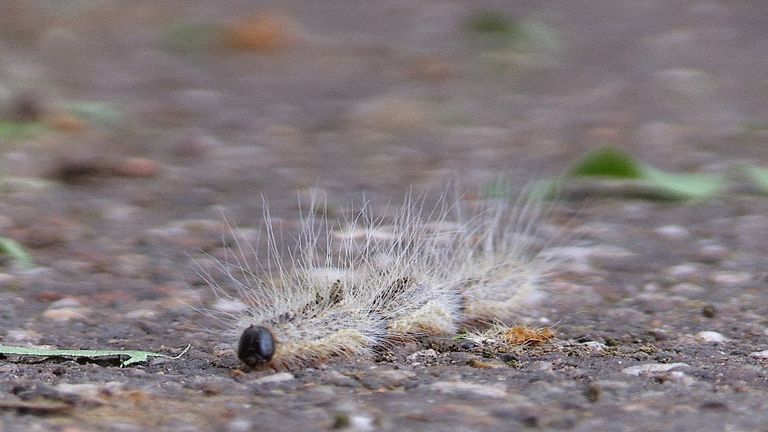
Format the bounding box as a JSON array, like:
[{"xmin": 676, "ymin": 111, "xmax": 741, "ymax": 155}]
[
  {"xmin": 350, "ymin": 96, "xmax": 431, "ymax": 131},
  {"xmin": 321, "ymin": 371, "xmax": 358, "ymax": 387},
  {"xmin": 0, "ymin": 216, "xmax": 13, "ymax": 229},
  {"xmin": 212, "ymin": 298, "xmax": 248, "ymax": 314},
  {"xmin": 695, "ymin": 331, "xmax": 730, "ymax": 343},
  {"xmin": 669, "ymin": 283, "xmax": 706, "ymax": 297},
  {"xmin": 667, "ymin": 371, "xmax": 697, "ymax": 386},
  {"xmin": 42, "ymin": 307, "xmax": 87, "ymax": 321},
  {"xmin": 580, "ymin": 341, "xmax": 608, "ymax": 351},
  {"xmin": 406, "ymin": 349, "xmax": 438, "ymax": 364},
  {"xmin": 409, "ymin": 58, "xmax": 454, "ymax": 81},
  {"xmin": 621, "ymin": 363, "xmax": 689, "ymax": 376},
  {"xmin": 426, "ymin": 381, "xmax": 508, "ymax": 398},
  {"xmin": 654, "ymin": 68, "xmax": 714, "ymax": 96},
  {"xmin": 125, "ymin": 309, "xmax": 157, "ymax": 319},
  {"xmin": 540, "ymin": 245, "xmax": 634, "ymax": 266},
  {"xmin": 643, "ymin": 282, "xmax": 661, "ymax": 293},
  {"xmin": 21, "ymin": 227, "xmax": 68, "ymax": 248},
  {"xmin": 223, "ymin": 13, "xmax": 299, "ymax": 52},
  {"xmin": 227, "ymin": 418, "xmax": 252, "ymax": 432},
  {"xmin": 0, "ymin": 273, "xmax": 17, "ymax": 286},
  {"xmin": 114, "ymin": 158, "xmax": 162, "ymax": 178},
  {"xmin": 654, "ymin": 225, "xmax": 690, "ymax": 240},
  {"xmin": 172, "ymin": 133, "xmax": 221, "ymax": 158},
  {"xmin": 103, "ymin": 205, "xmax": 141, "ymax": 222},
  {"xmin": 347, "ymin": 415, "xmax": 376, "ymax": 432},
  {"xmin": 55, "ymin": 382, "xmax": 125, "ymax": 404},
  {"xmin": 665, "ymin": 263, "xmax": 702, "ymax": 280},
  {"xmin": 46, "ymin": 113, "xmax": 88, "ymax": 132},
  {"xmin": 49, "ymin": 297, "xmax": 82, "ymax": 308},
  {"xmin": 697, "ymin": 244, "xmax": 729, "ymax": 262},
  {"xmin": 377, "ymin": 369, "xmax": 416, "ymax": 381},
  {"xmin": 4, "ymin": 329, "xmax": 41, "ymax": 343},
  {"xmin": 710, "ymin": 271, "xmax": 752, "ymax": 286},
  {"xmin": 110, "ymin": 254, "xmax": 151, "ymax": 278},
  {"xmin": 253, "ymin": 372, "xmax": 295, "ymax": 384}
]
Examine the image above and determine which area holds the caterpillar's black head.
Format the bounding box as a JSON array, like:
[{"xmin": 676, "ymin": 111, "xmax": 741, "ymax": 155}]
[{"xmin": 237, "ymin": 325, "xmax": 276, "ymax": 368}]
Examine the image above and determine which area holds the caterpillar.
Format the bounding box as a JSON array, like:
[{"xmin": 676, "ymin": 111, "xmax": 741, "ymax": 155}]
[{"xmin": 197, "ymin": 183, "xmax": 560, "ymax": 370}]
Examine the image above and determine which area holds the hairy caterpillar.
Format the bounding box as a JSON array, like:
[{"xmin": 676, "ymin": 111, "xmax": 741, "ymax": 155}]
[{"xmin": 197, "ymin": 183, "xmax": 559, "ymax": 370}]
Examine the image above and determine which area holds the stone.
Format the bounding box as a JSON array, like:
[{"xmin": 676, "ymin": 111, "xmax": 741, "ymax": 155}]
[
  {"xmin": 253, "ymin": 372, "xmax": 295, "ymax": 384},
  {"xmin": 654, "ymin": 225, "xmax": 690, "ymax": 240},
  {"xmin": 426, "ymin": 381, "xmax": 508, "ymax": 398},
  {"xmin": 695, "ymin": 331, "xmax": 730, "ymax": 343},
  {"xmin": 621, "ymin": 363, "xmax": 690, "ymax": 376}
]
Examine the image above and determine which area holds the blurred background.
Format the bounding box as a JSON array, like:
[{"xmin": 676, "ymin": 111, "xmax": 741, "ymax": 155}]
[
  {"xmin": 0, "ymin": 0, "xmax": 768, "ymax": 291},
  {"xmin": 3, "ymin": 0, "xmax": 768, "ymax": 206}
]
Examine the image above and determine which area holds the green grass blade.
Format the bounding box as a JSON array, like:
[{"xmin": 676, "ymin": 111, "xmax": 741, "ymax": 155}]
[
  {"xmin": 0, "ymin": 237, "xmax": 34, "ymax": 269},
  {"xmin": 742, "ymin": 164, "xmax": 768, "ymax": 195},
  {"xmin": 0, "ymin": 344, "xmax": 190, "ymax": 367},
  {"xmin": 641, "ymin": 166, "xmax": 724, "ymax": 200}
]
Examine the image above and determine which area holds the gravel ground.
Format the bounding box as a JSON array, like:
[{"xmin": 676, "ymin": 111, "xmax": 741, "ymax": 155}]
[{"xmin": 1, "ymin": 1, "xmax": 768, "ymax": 431}]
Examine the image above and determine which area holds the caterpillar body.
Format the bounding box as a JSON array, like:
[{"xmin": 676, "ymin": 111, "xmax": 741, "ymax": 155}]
[{"xmin": 199, "ymin": 184, "xmax": 559, "ymax": 370}]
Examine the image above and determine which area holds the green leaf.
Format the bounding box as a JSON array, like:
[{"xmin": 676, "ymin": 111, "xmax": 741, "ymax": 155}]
[
  {"xmin": 641, "ymin": 167, "xmax": 724, "ymax": 200},
  {"xmin": 466, "ymin": 12, "xmax": 560, "ymax": 56},
  {"xmin": 0, "ymin": 237, "xmax": 34, "ymax": 269},
  {"xmin": 563, "ymin": 145, "xmax": 726, "ymax": 200},
  {"xmin": 0, "ymin": 344, "xmax": 190, "ymax": 367},
  {"xmin": 567, "ymin": 146, "xmax": 645, "ymax": 178},
  {"xmin": 742, "ymin": 164, "xmax": 768, "ymax": 195}
]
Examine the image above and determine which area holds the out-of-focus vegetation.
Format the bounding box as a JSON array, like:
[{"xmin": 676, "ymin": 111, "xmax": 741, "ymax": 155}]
[
  {"xmin": 547, "ymin": 146, "xmax": 727, "ymax": 200},
  {"xmin": 0, "ymin": 120, "xmax": 46, "ymax": 141},
  {"xmin": 0, "ymin": 237, "xmax": 34, "ymax": 269},
  {"xmin": 465, "ymin": 10, "xmax": 561, "ymax": 65},
  {"xmin": 742, "ymin": 164, "xmax": 768, "ymax": 195}
]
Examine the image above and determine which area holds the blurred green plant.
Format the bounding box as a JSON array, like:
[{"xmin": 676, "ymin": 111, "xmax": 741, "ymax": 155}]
[
  {"xmin": 0, "ymin": 120, "xmax": 46, "ymax": 141},
  {"xmin": 465, "ymin": 11, "xmax": 560, "ymax": 55},
  {"xmin": 741, "ymin": 164, "xmax": 768, "ymax": 195},
  {"xmin": 0, "ymin": 237, "xmax": 34, "ymax": 269},
  {"xmin": 559, "ymin": 145, "xmax": 726, "ymax": 200},
  {"xmin": 566, "ymin": 145, "xmax": 644, "ymax": 178}
]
